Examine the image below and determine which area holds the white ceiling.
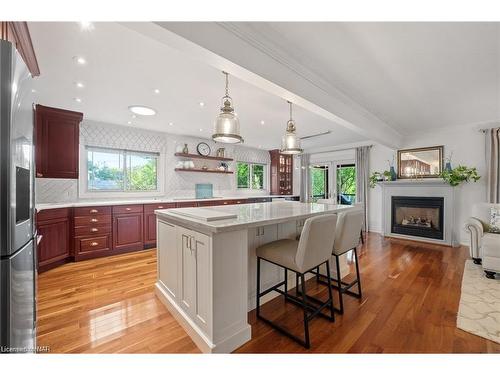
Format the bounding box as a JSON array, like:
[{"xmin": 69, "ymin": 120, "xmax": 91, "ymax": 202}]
[
  {"xmin": 258, "ymin": 22, "xmax": 500, "ymax": 135},
  {"xmin": 158, "ymin": 22, "xmax": 500, "ymax": 143},
  {"xmin": 28, "ymin": 22, "xmax": 365, "ymax": 151}
]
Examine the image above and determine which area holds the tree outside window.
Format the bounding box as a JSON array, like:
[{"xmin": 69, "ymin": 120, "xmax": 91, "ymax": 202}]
[{"xmin": 237, "ymin": 162, "xmax": 265, "ymax": 190}]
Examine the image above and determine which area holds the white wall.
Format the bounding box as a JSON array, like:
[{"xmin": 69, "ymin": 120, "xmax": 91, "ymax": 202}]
[
  {"xmin": 368, "ymin": 125, "xmax": 486, "ymax": 245},
  {"xmin": 367, "ymin": 143, "xmax": 396, "ymax": 233},
  {"xmin": 36, "ymin": 120, "xmax": 274, "ymax": 203}
]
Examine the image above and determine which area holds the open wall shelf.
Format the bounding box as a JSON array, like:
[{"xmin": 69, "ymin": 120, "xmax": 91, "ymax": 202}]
[
  {"xmin": 174, "ymin": 152, "xmax": 233, "ymax": 162},
  {"xmin": 174, "ymin": 168, "xmax": 233, "ymax": 174}
]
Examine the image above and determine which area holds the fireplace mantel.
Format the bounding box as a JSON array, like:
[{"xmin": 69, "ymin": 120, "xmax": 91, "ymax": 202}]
[{"xmin": 381, "ymin": 180, "xmax": 457, "ymax": 247}]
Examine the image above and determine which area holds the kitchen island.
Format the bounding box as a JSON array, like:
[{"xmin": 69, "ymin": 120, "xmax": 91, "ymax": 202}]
[{"xmin": 155, "ymin": 201, "xmax": 354, "ymax": 353}]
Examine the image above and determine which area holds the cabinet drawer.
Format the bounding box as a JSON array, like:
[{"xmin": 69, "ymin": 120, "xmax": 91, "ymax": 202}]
[
  {"xmin": 74, "ymin": 206, "xmax": 111, "ymax": 216},
  {"xmin": 176, "ymin": 201, "xmax": 197, "ymax": 208},
  {"xmin": 74, "ymin": 214, "xmax": 111, "ymax": 227},
  {"xmin": 37, "ymin": 208, "xmax": 70, "ymax": 222},
  {"xmin": 144, "ymin": 203, "xmax": 175, "ymax": 213},
  {"xmin": 113, "ymin": 204, "xmax": 144, "ymax": 214},
  {"xmin": 77, "ymin": 235, "xmax": 111, "ymax": 253},
  {"xmin": 74, "ymin": 225, "xmax": 111, "ymax": 237}
]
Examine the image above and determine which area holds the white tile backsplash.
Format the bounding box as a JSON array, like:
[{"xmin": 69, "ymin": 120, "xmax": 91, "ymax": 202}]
[{"xmin": 36, "ymin": 120, "xmax": 272, "ymax": 203}]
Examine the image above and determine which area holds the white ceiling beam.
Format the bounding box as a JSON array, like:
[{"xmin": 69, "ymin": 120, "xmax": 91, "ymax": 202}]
[{"xmin": 122, "ymin": 22, "xmax": 403, "ymax": 149}]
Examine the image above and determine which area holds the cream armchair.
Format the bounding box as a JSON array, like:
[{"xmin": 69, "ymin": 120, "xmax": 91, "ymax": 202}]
[{"xmin": 465, "ymin": 203, "xmax": 500, "ymax": 279}]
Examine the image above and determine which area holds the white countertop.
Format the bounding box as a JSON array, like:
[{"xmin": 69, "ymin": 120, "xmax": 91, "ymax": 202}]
[
  {"xmin": 155, "ymin": 201, "xmax": 354, "ymax": 234},
  {"xmin": 35, "ymin": 194, "xmax": 299, "ymax": 211}
]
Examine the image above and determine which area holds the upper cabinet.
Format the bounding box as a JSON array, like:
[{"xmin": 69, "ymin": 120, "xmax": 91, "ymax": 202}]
[
  {"xmin": 35, "ymin": 105, "xmax": 83, "ymax": 179},
  {"xmin": 269, "ymin": 150, "xmax": 293, "ymax": 195}
]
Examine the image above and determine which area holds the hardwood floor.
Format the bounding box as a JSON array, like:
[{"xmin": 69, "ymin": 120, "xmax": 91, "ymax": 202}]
[{"xmin": 36, "ymin": 233, "xmax": 500, "ymax": 353}]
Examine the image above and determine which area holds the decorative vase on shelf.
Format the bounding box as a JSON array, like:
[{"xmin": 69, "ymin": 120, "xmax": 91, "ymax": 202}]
[
  {"xmin": 175, "ymin": 144, "xmax": 184, "ymax": 153},
  {"xmin": 182, "ymin": 143, "xmax": 189, "ymax": 154},
  {"xmin": 445, "ymin": 161, "xmax": 452, "ymax": 172},
  {"xmin": 390, "ymin": 166, "xmax": 397, "ymax": 181}
]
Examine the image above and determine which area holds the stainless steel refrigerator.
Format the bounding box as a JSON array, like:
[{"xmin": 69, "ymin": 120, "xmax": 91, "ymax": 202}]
[{"xmin": 0, "ymin": 39, "xmax": 36, "ymax": 352}]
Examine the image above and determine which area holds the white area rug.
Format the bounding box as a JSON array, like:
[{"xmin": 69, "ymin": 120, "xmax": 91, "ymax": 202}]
[{"xmin": 457, "ymin": 260, "xmax": 500, "ymax": 344}]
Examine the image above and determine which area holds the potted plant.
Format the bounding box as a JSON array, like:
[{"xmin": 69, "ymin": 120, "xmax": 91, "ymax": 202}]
[
  {"xmin": 369, "ymin": 170, "xmax": 393, "ymax": 188},
  {"xmin": 440, "ymin": 165, "xmax": 480, "ymax": 186}
]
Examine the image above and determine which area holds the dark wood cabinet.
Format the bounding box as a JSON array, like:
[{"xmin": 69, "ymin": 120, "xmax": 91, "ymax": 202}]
[
  {"xmin": 35, "ymin": 105, "xmax": 83, "ymax": 179},
  {"xmin": 36, "ymin": 208, "xmax": 71, "ymax": 272},
  {"xmin": 144, "ymin": 203, "xmax": 175, "ymax": 248},
  {"xmin": 269, "ymin": 150, "xmax": 293, "ymax": 195},
  {"xmin": 73, "ymin": 206, "xmax": 112, "ymax": 261},
  {"xmin": 113, "ymin": 205, "xmax": 144, "ymax": 253}
]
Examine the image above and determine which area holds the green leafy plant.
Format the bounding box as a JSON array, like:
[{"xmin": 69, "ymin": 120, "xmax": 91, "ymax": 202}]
[
  {"xmin": 369, "ymin": 170, "xmax": 393, "ymax": 188},
  {"xmin": 440, "ymin": 165, "xmax": 481, "ymax": 187}
]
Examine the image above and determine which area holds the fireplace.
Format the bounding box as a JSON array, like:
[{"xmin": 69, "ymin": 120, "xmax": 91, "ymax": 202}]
[{"xmin": 391, "ymin": 196, "xmax": 444, "ymax": 240}]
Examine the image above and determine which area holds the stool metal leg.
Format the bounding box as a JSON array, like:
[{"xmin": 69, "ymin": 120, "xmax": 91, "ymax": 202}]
[
  {"xmin": 353, "ymin": 247, "xmax": 362, "ymax": 298},
  {"xmin": 256, "ymin": 257, "xmax": 261, "ymax": 318},
  {"xmin": 325, "ymin": 260, "xmax": 335, "ymax": 322},
  {"xmin": 334, "ymin": 254, "xmax": 344, "ymax": 314},
  {"xmin": 299, "ymin": 273, "xmax": 311, "ymax": 349}
]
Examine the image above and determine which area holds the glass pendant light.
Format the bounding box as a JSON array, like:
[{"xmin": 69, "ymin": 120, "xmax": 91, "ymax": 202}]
[
  {"xmin": 212, "ymin": 71, "xmax": 243, "ymax": 144},
  {"xmin": 280, "ymin": 101, "xmax": 303, "ymax": 154}
]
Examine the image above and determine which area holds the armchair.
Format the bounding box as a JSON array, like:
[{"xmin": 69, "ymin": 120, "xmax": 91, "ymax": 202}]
[{"xmin": 465, "ymin": 203, "xmax": 500, "ymax": 279}]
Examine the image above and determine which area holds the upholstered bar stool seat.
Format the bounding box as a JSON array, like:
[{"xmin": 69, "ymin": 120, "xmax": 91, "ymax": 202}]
[
  {"xmin": 256, "ymin": 239, "xmax": 300, "ymax": 271},
  {"xmin": 255, "ymin": 214, "xmax": 338, "ymax": 348}
]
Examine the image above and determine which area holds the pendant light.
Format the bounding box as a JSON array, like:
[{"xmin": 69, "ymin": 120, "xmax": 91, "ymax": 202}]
[
  {"xmin": 280, "ymin": 101, "xmax": 303, "ymax": 155},
  {"xmin": 212, "ymin": 71, "xmax": 243, "ymax": 144}
]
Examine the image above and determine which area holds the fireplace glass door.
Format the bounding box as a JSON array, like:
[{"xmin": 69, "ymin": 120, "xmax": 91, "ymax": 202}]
[{"xmin": 391, "ymin": 196, "xmax": 444, "ymax": 240}]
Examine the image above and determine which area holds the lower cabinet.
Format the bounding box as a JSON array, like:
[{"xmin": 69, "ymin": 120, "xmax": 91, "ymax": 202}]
[
  {"xmin": 36, "ymin": 208, "xmax": 71, "ymax": 271},
  {"xmin": 113, "ymin": 210, "xmax": 144, "ymax": 253},
  {"xmin": 144, "ymin": 203, "xmax": 176, "ymax": 248},
  {"xmin": 158, "ymin": 220, "xmax": 212, "ymax": 335}
]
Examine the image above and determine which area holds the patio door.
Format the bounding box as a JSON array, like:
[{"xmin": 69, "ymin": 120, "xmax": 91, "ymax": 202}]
[
  {"xmin": 310, "ymin": 163, "xmax": 333, "ymax": 202},
  {"xmin": 335, "ymin": 163, "xmax": 356, "ymax": 204}
]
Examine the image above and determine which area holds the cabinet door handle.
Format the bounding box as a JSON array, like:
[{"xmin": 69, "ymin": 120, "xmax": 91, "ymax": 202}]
[
  {"xmin": 90, "ymin": 241, "xmax": 99, "ymax": 247},
  {"xmin": 90, "ymin": 209, "xmax": 98, "ymax": 213},
  {"xmin": 125, "ymin": 207, "xmax": 132, "ymax": 211},
  {"xmin": 158, "ymin": 206, "xmax": 164, "ymax": 209},
  {"xmin": 237, "ymin": 201, "xmax": 241, "ymax": 204},
  {"xmin": 223, "ymin": 202, "xmax": 228, "ymax": 205},
  {"xmin": 36, "ymin": 172, "xmax": 43, "ymax": 177},
  {"xmin": 91, "ymin": 228, "xmax": 98, "ymax": 232},
  {"xmin": 91, "ymin": 218, "xmax": 98, "ymax": 223}
]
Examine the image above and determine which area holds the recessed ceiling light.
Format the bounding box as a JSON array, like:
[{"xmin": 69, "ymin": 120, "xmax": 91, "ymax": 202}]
[
  {"xmin": 79, "ymin": 22, "xmax": 94, "ymax": 31},
  {"xmin": 154, "ymin": 89, "xmax": 160, "ymax": 94},
  {"xmin": 199, "ymin": 128, "xmax": 203, "ymax": 132},
  {"xmin": 169, "ymin": 122, "xmax": 174, "ymax": 126},
  {"xmin": 132, "ymin": 114, "xmax": 136, "ymax": 119},
  {"xmin": 260, "ymin": 120, "xmax": 265, "ymax": 125},
  {"xmin": 127, "ymin": 121, "xmax": 132, "ymax": 125},
  {"xmin": 74, "ymin": 97, "xmax": 82, "ymax": 103},
  {"xmin": 199, "ymin": 101, "xmax": 205, "ymax": 107},
  {"xmin": 75, "ymin": 82, "xmax": 84, "ymax": 88},
  {"xmin": 128, "ymin": 105, "xmax": 156, "ymax": 116},
  {"xmin": 31, "ymin": 89, "xmax": 36, "ymax": 93},
  {"xmin": 73, "ymin": 56, "xmax": 87, "ymax": 65}
]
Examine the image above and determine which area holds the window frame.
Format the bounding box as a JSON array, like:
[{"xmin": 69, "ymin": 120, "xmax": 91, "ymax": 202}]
[
  {"xmin": 236, "ymin": 161, "xmax": 267, "ymax": 190},
  {"xmin": 79, "ymin": 145, "xmax": 164, "ymax": 198}
]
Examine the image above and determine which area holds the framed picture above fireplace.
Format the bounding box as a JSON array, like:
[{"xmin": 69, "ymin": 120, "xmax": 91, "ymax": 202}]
[{"xmin": 397, "ymin": 145, "xmax": 444, "ymax": 179}]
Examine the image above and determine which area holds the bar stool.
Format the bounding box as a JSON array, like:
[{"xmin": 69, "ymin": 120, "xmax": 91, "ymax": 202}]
[
  {"xmin": 317, "ymin": 199, "xmax": 364, "ymax": 244},
  {"xmin": 315, "ymin": 209, "xmax": 364, "ymax": 314},
  {"xmin": 256, "ymin": 214, "xmax": 337, "ymax": 348}
]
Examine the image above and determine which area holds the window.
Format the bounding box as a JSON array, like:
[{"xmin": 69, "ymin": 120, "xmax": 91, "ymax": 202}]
[
  {"xmin": 86, "ymin": 147, "xmax": 159, "ymax": 192},
  {"xmin": 336, "ymin": 163, "xmax": 356, "ymax": 204},
  {"xmin": 237, "ymin": 162, "xmax": 265, "ymax": 189},
  {"xmin": 311, "ymin": 165, "xmax": 328, "ymax": 202}
]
